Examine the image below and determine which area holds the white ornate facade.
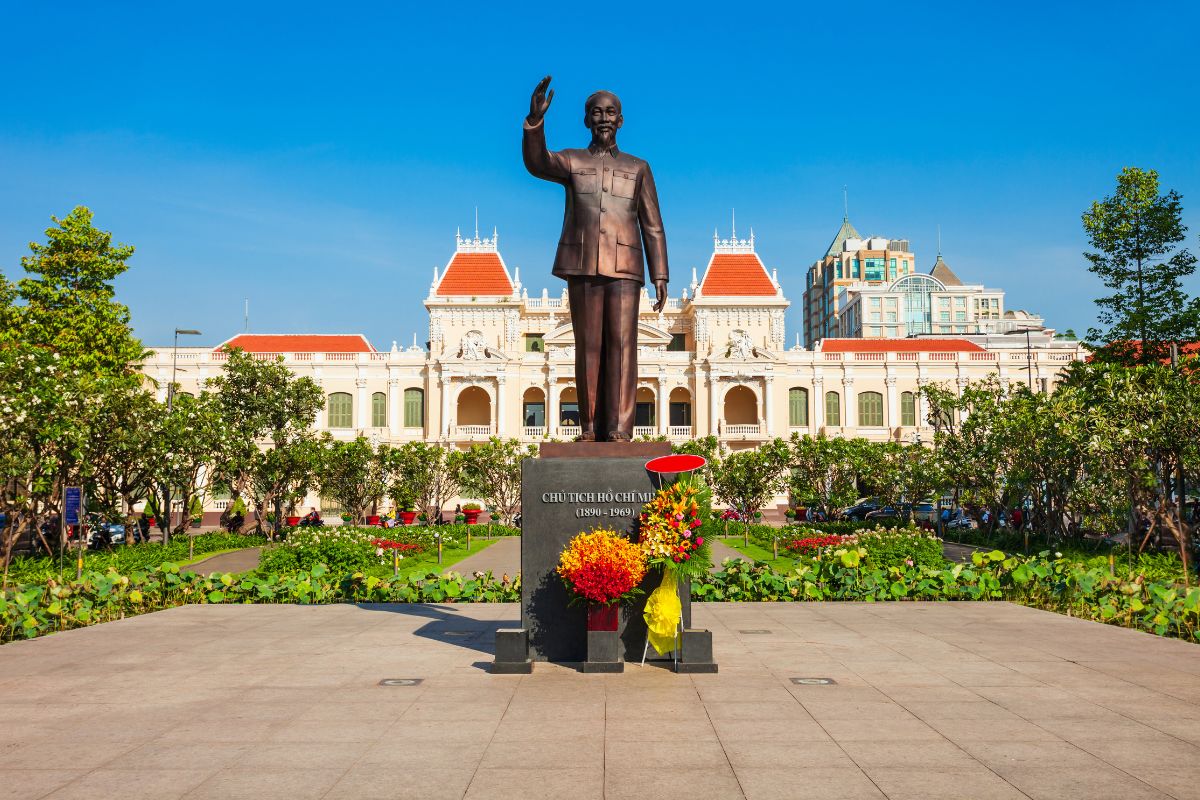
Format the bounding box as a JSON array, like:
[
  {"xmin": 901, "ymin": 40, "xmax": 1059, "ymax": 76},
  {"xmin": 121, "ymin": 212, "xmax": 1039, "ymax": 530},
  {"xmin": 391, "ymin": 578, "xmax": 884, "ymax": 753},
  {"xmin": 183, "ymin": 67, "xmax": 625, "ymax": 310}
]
[{"xmin": 147, "ymin": 228, "xmax": 1084, "ymax": 462}]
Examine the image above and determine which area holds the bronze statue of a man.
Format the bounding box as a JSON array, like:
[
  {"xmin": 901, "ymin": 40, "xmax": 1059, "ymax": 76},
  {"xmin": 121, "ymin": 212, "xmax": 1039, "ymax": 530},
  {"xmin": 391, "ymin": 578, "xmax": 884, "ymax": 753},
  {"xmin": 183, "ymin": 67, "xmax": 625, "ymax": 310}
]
[{"xmin": 523, "ymin": 75, "xmax": 668, "ymax": 442}]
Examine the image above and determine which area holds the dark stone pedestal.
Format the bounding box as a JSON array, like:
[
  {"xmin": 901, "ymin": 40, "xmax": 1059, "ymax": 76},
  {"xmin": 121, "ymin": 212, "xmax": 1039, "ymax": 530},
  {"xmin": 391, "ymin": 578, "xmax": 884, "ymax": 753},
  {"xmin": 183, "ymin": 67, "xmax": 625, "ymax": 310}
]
[
  {"xmin": 491, "ymin": 441, "xmax": 716, "ymax": 673},
  {"xmin": 676, "ymin": 628, "xmax": 718, "ymax": 674},
  {"xmin": 582, "ymin": 630, "xmax": 623, "ymax": 673},
  {"xmin": 491, "ymin": 628, "xmax": 532, "ymax": 674}
]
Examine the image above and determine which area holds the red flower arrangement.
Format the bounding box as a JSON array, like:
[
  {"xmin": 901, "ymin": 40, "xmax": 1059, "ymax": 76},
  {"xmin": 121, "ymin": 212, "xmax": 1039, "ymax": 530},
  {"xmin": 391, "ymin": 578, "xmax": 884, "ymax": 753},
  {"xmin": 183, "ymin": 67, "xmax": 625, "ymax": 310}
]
[
  {"xmin": 372, "ymin": 538, "xmax": 423, "ymax": 553},
  {"xmin": 557, "ymin": 529, "xmax": 648, "ymax": 606},
  {"xmin": 784, "ymin": 534, "xmax": 852, "ymax": 555}
]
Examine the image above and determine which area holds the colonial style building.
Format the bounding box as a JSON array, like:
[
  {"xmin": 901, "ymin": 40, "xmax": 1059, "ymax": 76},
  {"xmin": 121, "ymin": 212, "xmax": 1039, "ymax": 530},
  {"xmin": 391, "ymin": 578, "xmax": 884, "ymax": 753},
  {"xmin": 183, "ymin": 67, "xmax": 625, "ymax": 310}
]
[{"xmin": 148, "ymin": 228, "xmax": 1084, "ymax": 470}]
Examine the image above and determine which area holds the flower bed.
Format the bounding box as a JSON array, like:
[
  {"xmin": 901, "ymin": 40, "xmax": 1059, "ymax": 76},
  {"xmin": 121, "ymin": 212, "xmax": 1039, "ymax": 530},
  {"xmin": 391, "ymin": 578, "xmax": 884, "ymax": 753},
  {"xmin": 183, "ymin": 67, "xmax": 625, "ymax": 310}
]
[{"xmin": 784, "ymin": 534, "xmax": 854, "ymax": 555}]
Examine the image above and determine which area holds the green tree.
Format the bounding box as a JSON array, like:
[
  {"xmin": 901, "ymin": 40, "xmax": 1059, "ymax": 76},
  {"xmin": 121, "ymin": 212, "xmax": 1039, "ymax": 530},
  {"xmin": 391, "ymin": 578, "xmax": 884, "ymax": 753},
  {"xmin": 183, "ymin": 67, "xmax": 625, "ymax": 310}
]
[
  {"xmin": 393, "ymin": 442, "xmax": 465, "ymax": 525},
  {"xmin": 708, "ymin": 439, "xmax": 791, "ymax": 530},
  {"xmin": 1083, "ymin": 167, "xmax": 1198, "ymax": 364},
  {"xmin": 859, "ymin": 441, "xmax": 947, "ymax": 521},
  {"xmin": 84, "ymin": 382, "xmax": 165, "ymax": 520},
  {"xmin": 16, "ymin": 207, "xmax": 145, "ymax": 373},
  {"xmin": 207, "ymin": 348, "xmax": 324, "ymax": 532},
  {"xmin": 459, "ymin": 437, "xmax": 537, "ymax": 525},
  {"xmin": 153, "ymin": 392, "xmax": 235, "ymax": 542},
  {"xmin": 786, "ymin": 433, "xmax": 866, "ymax": 518},
  {"xmin": 317, "ymin": 438, "xmax": 391, "ymax": 525}
]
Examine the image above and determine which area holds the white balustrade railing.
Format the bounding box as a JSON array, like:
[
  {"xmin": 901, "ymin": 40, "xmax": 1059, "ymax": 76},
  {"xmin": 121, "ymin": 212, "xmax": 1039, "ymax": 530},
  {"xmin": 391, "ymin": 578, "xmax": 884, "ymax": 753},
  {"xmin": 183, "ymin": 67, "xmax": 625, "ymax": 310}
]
[
  {"xmin": 457, "ymin": 425, "xmax": 492, "ymax": 437},
  {"xmin": 723, "ymin": 424, "xmax": 762, "ymax": 437},
  {"xmin": 633, "ymin": 426, "xmax": 656, "ymax": 438},
  {"xmin": 522, "ymin": 426, "xmax": 545, "ymax": 438},
  {"xmin": 558, "ymin": 425, "xmax": 581, "ymax": 439},
  {"xmin": 667, "ymin": 426, "xmax": 693, "ymax": 439}
]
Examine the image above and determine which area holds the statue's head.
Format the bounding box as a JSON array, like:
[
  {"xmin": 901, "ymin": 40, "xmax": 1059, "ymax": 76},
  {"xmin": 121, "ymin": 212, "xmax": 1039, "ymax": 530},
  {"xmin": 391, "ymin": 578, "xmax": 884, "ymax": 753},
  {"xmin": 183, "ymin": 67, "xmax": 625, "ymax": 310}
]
[{"xmin": 584, "ymin": 90, "xmax": 622, "ymax": 148}]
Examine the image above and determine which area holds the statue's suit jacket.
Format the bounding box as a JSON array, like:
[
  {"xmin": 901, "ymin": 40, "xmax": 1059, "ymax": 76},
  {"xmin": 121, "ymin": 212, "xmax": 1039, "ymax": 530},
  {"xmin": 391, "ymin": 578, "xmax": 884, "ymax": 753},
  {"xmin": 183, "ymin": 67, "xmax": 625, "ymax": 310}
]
[{"xmin": 523, "ymin": 119, "xmax": 668, "ymax": 286}]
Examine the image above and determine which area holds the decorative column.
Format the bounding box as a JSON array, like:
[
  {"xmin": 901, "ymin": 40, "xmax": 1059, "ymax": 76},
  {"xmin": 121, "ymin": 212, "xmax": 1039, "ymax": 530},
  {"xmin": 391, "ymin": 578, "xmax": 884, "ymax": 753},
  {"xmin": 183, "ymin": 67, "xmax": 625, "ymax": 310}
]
[
  {"xmin": 440, "ymin": 373, "xmax": 452, "ymax": 438},
  {"xmin": 495, "ymin": 375, "xmax": 507, "ymax": 436},
  {"xmin": 915, "ymin": 379, "xmax": 930, "ymax": 432},
  {"xmin": 709, "ymin": 377, "xmax": 721, "ymax": 436},
  {"xmin": 813, "ymin": 377, "xmax": 825, "ymax": 431},
  {"xmin": 885, "ymin": 375, "xmax": 898, "ymax": 431},
  {"xmin": 547, "ymin": 372, "xmax": 558, "ymax": 433},
  {"xmin": 657, "ymin": 378, "xmax": 669, "ymax": 435},
  {"xmin": 355, "ymin": 377, "xmax": 368, "ymax": 430},
  {"xmin": 387, "ymin": 378, "xmax": 401, "ymax": 437},
  {"xmin": 841, "ymin": 377, "xmax": 854, "ymax": 432},
  {"xmin": 762, "ymin": 376, "xmax": 774, "ymax": 436}
]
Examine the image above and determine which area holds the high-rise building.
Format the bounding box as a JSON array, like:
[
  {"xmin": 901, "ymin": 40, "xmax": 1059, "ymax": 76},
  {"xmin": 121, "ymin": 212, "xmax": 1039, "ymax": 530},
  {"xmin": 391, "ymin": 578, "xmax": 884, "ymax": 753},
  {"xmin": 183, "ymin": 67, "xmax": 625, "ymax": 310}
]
[{"xmin": 802, "ymin": 216, "xmax": 917, "ymax": 347}]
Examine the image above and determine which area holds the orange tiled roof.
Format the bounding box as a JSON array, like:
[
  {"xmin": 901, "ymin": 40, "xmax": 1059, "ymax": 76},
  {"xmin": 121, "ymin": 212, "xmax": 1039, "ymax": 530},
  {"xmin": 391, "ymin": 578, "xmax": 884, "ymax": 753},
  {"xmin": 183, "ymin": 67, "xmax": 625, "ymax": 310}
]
[
  {"xmin": 217, "ymin": 334, "xmax": 375, "ymax": 353},
  {"xmin": 820, "ymin": 338, "xmax": 985, "ymax": 353},
  {"xmin": 437, "ymin": 252, "xmax": 513, "ymax": 296},
  {"xmin": 699, "ymin": 253, "xmax": 776, "ymax": 296}
]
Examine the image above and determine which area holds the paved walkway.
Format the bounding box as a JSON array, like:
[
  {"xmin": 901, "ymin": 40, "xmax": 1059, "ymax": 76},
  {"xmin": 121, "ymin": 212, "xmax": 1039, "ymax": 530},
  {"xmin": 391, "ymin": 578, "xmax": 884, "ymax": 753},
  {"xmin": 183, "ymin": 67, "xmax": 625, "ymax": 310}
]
[
  {"xmin": 185, "ymin": 547, "xmax": 262, "ymax": 575},
  {"xmin": 3, "ymin": 602, "xmax": 1200, "ymax": 798},
  {"xmin": 447, "ymin": 536, "xmax": 520, "ymax": 578}
]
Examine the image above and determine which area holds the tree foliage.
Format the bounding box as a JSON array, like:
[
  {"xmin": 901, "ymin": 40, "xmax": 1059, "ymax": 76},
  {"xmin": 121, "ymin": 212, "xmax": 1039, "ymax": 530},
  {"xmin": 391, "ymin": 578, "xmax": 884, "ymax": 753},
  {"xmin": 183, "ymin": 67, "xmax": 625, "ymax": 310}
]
[
  {"xmin": 1083, "ymin": 167, "xmax": 1198, "ymax": 364},
  {"xmin": 459, "ymin": 437, "xmax": 537, "ymax": 525}
]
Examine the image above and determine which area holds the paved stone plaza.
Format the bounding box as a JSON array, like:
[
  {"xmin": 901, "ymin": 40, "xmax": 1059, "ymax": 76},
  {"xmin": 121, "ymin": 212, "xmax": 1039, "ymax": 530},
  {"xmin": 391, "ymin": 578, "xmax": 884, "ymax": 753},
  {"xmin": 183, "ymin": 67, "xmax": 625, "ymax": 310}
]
[{"xmin": 2, "ymin": 602, "xmax": 1199, "ymax": 800}]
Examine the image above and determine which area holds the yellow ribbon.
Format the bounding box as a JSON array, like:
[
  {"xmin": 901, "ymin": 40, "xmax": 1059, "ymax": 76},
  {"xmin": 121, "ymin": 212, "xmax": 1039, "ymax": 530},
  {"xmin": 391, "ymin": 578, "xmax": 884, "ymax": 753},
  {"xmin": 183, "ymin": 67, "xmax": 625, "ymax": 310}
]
[{"xmin": 643, "ymin": 569, "xmax": 681, "ymax": 655}]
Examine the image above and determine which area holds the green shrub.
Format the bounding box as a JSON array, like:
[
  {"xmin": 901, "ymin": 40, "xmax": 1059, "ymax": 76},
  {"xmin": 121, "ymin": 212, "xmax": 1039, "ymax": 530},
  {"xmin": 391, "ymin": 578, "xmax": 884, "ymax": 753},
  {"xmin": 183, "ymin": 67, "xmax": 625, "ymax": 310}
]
[
  {"xmin": 259, "ymin": 527, "xmax": 381, "ymax": 574},
  {"xmin": 852, "ymin": 526, "xmax": 946, "ymax": 569},
  {"xmin": 0, "ymin": 564, "xmax": 521, "ymax": 643},
  {"xmin": 5, "ymin": 533, "xmax": 265, "ymax": 585},
  {"xmin": 691, "ymin": 549, "xmax": 1200, "ymax": 641}
]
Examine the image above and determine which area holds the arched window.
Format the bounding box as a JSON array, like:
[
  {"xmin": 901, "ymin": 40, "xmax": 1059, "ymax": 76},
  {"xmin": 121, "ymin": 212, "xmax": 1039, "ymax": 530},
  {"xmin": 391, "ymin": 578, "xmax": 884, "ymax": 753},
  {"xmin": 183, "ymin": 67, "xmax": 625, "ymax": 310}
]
[
  {"xmin": 328, "ymin": 392, "xmax": 352, "ymax": 429},
  {"xmin": 788, "ymin": 387, "xmax": 809, "ymax": 427},
  {"xmin": 900, "ymin": 391, "xmax": 917, "ymax": 427},
  {"xmin": 371, "ymin": 392, "xmax": 387, "ymax": 427},
  {"xmin": 825, "ymin": 391, "xmax": 841, "ymax": 426},
  {"xmin": 404, "ymin": 388, "xmax": 424, "ymax": 428},
  {"xmin": 858, "ymin": 391, "xmax": 884, "ymax": 427}
]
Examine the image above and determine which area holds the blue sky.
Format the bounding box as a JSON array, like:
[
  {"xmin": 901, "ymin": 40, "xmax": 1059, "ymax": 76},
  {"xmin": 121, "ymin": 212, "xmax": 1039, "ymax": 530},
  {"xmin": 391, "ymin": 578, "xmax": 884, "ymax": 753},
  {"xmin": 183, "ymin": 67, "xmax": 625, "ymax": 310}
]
[{"xmin": 2, "ymin": 0, "xmax": 1198, "ymax": 349}]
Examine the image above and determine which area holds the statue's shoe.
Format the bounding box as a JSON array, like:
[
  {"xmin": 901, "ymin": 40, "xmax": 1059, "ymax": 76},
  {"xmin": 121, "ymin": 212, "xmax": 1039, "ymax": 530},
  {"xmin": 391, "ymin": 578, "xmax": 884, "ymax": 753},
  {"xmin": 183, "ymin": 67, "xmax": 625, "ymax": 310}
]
[
  {"xmin": 607, "ymin": 432, "xmax": 632, "ymax": 442},
  {"xmin": 575, "ymin": 431, "xmax": 597, "ymax": 442}
]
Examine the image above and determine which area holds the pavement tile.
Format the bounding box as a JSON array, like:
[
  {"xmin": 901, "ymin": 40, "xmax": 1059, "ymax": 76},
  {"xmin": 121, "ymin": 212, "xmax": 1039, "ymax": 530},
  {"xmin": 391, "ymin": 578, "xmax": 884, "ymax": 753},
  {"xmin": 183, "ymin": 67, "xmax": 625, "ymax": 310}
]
[
  {"xmin": 0, "ymin": 771, "xmax": 87, "ymax": 800},
  {"xmin": 183, "ymin": 767, "xmax": 345, "ymax": 800},
  {"xmin": 734, "ymin": 766, "xmax": 885, "ymax": 800},
  {"xmin": 860, "ymin": 767, "xmax": 1025, "ymax": 800},
  {"xmin": 465, "ymin": 766, "xmax": 603, "ymax": 800},
  {"xmin": 606, "ymin": 766, "xmax": 744, "ymax": 800},
  {"xmin": 819, "ymin": 717, "xmax": 946, "ymax": 743},
  {"xmin": 42, "ymin": 768, "xmax": 213, "ymax": 800},
  {"xmin": 837, "ymin": 739, "xmax": 982, "ymax": 769},
  {"xmin": 606, "ymin": 739, "xmax": 731, "ymax": 770},
  {"xmin": 995, "ymin": 766, "xmax": 1172, "ymax": 800},
  {"xmin": 3, "ymin": 739, "xmax": 142, "ymax": 770},
  {"xmin": 323, "ymin": 766, "xmax": 476, "ymax": 800},
  {"xmin": 481, "ymin": 735, "xmax": 602, "ymax": 770},
  {"xmin": 720, "ymin": 740, "xmax": 854, "ymax": 769}
]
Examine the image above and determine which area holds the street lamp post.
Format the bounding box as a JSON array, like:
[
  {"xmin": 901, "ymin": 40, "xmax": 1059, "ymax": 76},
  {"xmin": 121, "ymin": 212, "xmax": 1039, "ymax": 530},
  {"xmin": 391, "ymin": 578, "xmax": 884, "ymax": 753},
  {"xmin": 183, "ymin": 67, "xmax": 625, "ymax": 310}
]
[
  {"xmin": 1003, "ymin": 326, "xmax": 1046, "ymax": 390},
  {"xmin": 164, "ymin": 328, "xmax": 202, "ymax": 544}
]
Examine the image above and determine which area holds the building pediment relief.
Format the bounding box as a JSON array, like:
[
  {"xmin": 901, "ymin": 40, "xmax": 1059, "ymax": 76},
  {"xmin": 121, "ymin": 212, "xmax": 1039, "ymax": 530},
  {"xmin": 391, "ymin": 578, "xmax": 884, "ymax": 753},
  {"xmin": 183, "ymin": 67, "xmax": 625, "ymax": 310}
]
[
  {"xmin": 542, "ymin": 321, "xmax": 673, "ymax": 349},
  {"xmin": 452, "ymin": 330, "xmax": 510, "ymax": 361}
]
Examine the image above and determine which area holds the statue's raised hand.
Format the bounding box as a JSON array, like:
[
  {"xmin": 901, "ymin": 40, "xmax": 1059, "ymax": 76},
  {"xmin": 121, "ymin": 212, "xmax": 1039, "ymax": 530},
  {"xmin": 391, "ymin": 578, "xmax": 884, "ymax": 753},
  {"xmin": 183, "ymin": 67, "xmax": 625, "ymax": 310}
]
[{"xmin": 528, "ymin": 75, "xmax": 554, "ymax": 125}]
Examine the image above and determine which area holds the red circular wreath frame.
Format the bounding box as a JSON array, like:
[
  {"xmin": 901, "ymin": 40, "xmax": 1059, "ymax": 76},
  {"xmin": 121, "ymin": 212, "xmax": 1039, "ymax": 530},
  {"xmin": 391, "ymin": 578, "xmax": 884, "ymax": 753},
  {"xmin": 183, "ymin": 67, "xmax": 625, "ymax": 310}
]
[{"xmin": 644, "ymin": 454, "xmax": 707, "ymax": 474}]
